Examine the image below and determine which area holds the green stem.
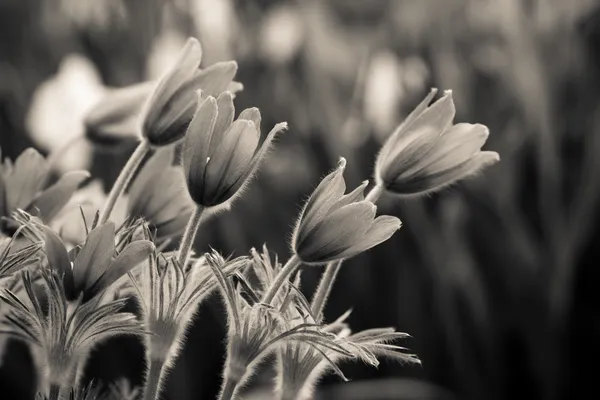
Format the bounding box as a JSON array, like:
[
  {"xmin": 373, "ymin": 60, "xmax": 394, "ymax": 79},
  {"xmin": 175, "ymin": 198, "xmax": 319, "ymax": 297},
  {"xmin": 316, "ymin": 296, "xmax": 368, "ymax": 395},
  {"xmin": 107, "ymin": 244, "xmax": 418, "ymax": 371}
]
[
  {"xmin": 262, "ymin": 255, "xmax": 301, "ymax": 305},
  {"xmin": 177, "ymin": 205, "xmax": 205, "ymax": 267},
  {"xmin": 143, "ymin": 358, "xmax": 166, "ymax": 400},
  {"xmin": 310, "ymin": 184, "xmax": 383, "ymax": 321},
  {"xmin": 99, "ymin": 139, "xmax": 150, "ymax": 224}
]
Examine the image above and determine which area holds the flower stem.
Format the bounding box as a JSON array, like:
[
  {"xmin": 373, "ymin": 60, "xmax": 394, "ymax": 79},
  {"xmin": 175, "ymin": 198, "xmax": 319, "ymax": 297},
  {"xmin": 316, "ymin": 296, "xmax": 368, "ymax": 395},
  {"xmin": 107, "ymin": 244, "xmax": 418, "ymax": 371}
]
[
  {"xmin": 177, "ymin": 205, "xmax": 205, "ymax": 267},
  {"xmin": 99, "ymin": 139, "xmax": 150, "ymax": 224},
  {"xmin": 143, "ymin": 358, "xmax": 166, "ymax": 400},
  {"xmin": 48, "ymin": 384, "xmax": 60, "ymax": 400},
  {"xmin": 219, "ymin": 376, "xmax": 240, "ymax": 400},
  {"xmin": 262, "ymin": 255, "xmax": 301, "ymax": 305},
  {"xmin": 310, "ymin": 184, "xmax": 383, "ymax": 321}
]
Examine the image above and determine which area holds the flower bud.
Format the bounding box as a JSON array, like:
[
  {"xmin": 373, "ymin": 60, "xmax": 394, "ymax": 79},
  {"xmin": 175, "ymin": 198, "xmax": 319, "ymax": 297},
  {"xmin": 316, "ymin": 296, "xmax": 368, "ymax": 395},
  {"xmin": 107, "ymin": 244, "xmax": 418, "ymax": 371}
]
[
  {"xmin": 141, "ymin": 38, "xmax": 239, "ymax": 147},
  {"xmin": 292, "ymin": 158, "xmax": 401, "ymax": 265},
  {"xmin": 375, "ymin": 89, "xmax": 499, "ymax": 196},
  {"xmin": 182, "ymin": 91, "xmax": 287, "ymax": 208}
]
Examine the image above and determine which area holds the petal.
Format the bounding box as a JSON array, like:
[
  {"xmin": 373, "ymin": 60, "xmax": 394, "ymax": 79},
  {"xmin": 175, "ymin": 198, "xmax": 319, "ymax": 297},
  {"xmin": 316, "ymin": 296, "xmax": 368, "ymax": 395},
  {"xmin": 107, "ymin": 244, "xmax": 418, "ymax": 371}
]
[
  {"xmin": 142, "ymin": 38, "xmax": 202, "ymax": 145},
  {"xmin": 182, "ymin": 95, "xmax": 218, "ymax": 205},
  {"xmin": 4, "ymin": 148, "xmax": 49, "ymax": 213},
  {"xmin": 337, "ymin": 215, "xmax": 401, "ymax": 258},
  {"xmin": 203, "ymin": 120, "xmax": 259, "ymax": 205},
  {"xmin": 238, "ymin": 107, "xmax": 262, "ymax": 135},
  {"xmin": 388, "ymin": 151, "xmax": 500, "ymax": 196},
  {"xmin": 377, "ymin": 91, "xmax": 455, "ymax": 186},
  {"xmin": 378, "ymin": 88, "xmax": 437, "ymax": 162},
  {"xmin": 28, "ymin": 171, "xmax": 90, "ymax": 222},
  {"xmin": 422, "ymin": 123, "xmax": 489, "ymax": 173},
  {"xmin": 128, "ymin": 147, "xmax": 174, "ymax": 217},
  {"xmin": 296, "ymin": 201, "xmax": 376, "ymax": 264},
  {"xmin": 209, "ymin": 92, "xmax": 235, "ymax": 155},
  {"xmin": 72, "ymin": 221, "xmax": 116, "ymax": 294},
  {"xmin": 85, "ymin": 240, "xmax": 154, "ymax": 301},
  {"xmin": 293, "ymin": 158, "xmax": 346, "ymax": 248},
  {"xmin": 84, "ymin": 81, "xmax": 153, "ymax": 147},
  {"xmin": 188, "ymin": 61, "xmax": 238, "ymax": 98},
  {"xmin": 43, "ymin": 226, "xmax": 75, "ymax": 299},
  {"xmin": 333, "ymin": 180, "xmax": 368, "ymax": 209}
]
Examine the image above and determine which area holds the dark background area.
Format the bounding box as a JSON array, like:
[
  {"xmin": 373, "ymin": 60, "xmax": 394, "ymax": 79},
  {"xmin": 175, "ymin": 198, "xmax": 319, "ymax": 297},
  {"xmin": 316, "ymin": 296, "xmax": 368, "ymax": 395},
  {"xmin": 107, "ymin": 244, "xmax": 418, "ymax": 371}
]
[{"xmin": 2, "ymin": 0, "xmax": 600, "ymax": 399}]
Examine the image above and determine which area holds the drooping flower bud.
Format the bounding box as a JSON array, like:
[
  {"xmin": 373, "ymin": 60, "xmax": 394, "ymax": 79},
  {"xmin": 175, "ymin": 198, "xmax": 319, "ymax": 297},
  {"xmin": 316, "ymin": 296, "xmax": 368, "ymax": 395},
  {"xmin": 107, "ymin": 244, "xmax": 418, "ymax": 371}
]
[
  {"xmin": 182, "ymin": 91, "xmax": 287, "ymax": 208},
  {"xmin": 375, "ymin": 89, "xmax": 499, "ymax": 197},
  {"xmin": 141, "ymin": 38, "xmax": 240, "ymax": 147},
  {"xmin": 292, "ymin": 158, "xmax": 401, "ymax": 265}
]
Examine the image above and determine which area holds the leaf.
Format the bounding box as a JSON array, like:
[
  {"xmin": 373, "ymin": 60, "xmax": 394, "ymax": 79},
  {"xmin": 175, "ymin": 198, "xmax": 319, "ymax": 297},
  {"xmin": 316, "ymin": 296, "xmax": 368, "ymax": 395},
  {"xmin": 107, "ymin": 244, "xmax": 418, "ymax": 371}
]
[{"xmin": 29, "ymin": 171, "xmax": 90, "ymax": 222}]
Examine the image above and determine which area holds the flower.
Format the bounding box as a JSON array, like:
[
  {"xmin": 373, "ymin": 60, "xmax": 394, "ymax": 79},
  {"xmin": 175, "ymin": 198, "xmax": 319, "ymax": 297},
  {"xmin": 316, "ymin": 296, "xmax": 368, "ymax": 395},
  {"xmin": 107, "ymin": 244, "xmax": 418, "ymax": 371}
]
[
  {"xmin": 0, "ymin": 268, "xmax": 143, "ymax": 398},
  {"xmin": 182, "ymin": 91, "xmax": 287, "ymax": 208},
  {"xmin": 0, "ymin": 147, "xmax": 89, "ymax": 235},
  {"xmin": 375, "ymin": 88, "xmax": 500, "ymax": 197},
  {"xmin": 0, "ymin": 229, "xmax": 42, "ymax": 280},
  {"xmin": 291, "ymin": 158, "xmax": 401, "ymax": 265},
  {"xmin": 84, "ymin": 81, "xmax": 155, "ymax": 149},
  {"xmin": 42, "ymin": 221, "xmax": 154, "ymax": 303},
  {"xmin": 126, "ymin": 147, "xmax": 196, "ymax": 242},
  {"xmin": 141, "ymin": 37, "xmax": 241, "ymax": 147}
]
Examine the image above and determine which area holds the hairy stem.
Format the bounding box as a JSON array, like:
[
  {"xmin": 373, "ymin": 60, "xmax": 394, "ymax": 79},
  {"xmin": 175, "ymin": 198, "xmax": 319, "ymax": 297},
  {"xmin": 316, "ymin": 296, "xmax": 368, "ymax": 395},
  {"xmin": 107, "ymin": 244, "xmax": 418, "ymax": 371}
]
[
  {"xmin": 177, "ymin": 205, "xmax": 205, "ymax": 267},
  {"xmin": 99, "ymin": 139, "xmax": 150, "ymax": 224},
  {"xmin": 219, "ymin": 376, "xmax": 241, "ymax": 400},
  {"xmin": 143, "ymin": 358, "xmax": 166, "ymax": 400},
  {"xmin": 262, "ymin": 255, "xmax": 301, "ymax": 305},
  {"xmin": 310, "ymin": 184, "xmax": 383, "ymax": 321}
]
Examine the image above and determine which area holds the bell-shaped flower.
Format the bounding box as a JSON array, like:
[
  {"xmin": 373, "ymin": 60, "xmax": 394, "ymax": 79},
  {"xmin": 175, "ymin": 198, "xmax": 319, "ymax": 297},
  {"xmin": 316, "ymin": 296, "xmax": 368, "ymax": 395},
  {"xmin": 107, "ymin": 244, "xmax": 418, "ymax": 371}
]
[
  {"xmin": 84, "ymin": 82, "xmax": 154, "ymax": 149},
  {"xmin": 0, "ymin": 268, "xmax": 143, "ymax": 398},
  {"xmin": 0, "ymin": 147, "xmax": 89, "ymax": 235},
  {"xmin": 182, "ymin": 91, "xmax": 287, "ymax": 208},
  {"xmin": 141, "ymin": 38, "xmax": 242, "ymax": 147},
  {"xmin": 276, "ymin": 309, "xmax": 420, "ymax": 400},
  {"xmin": 128, "ymin": 247, "xmax": 247, "ymax": 400},
  {"xmin": 126, "ymin": 147, "xmax": 196, "ymax": 243},
  {"xmin": 292, "ymin": 158, "xmax": 401, "ymax": 265},
  {"xmin": 42, "ymin": 221, "xmax": 153, "ymax": 303},
  {"xmin": 375, "ymin": 88, "xmax": 499, "ymax": 197}
]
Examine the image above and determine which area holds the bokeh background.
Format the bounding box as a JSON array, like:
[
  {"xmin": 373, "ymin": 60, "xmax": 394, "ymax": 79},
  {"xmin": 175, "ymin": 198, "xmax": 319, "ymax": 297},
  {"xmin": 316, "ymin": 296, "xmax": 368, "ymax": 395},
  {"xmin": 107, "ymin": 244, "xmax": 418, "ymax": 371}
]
[{"xmin": 2, "ymin": 0, "xmax": 600, "ymax": 399}]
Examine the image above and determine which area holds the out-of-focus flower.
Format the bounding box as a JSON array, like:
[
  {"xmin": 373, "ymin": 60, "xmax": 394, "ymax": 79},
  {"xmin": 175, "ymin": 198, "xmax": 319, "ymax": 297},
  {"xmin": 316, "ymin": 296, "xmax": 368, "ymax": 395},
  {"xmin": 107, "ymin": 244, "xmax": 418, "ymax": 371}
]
[
  {"xmin": 25, "ymin": 54, "xmax": 104, "ymax": 154},
  {"xmin": 182, "ymin": 91, "xmax": 287, "ymax": 208},
  {"xmin": 292, "ymin": 158, "xmax": 401, "ymax": 265},
  {"xmin": 141, "ymin": 38, "xmax": 240, "ymax": 147},
  {"xmin": 0, "ymin": 268, "xmax": 142, "ymax": 398},
  {"xmin": 43, "ymin": 221, "xmax": 153, "ymax": 302},
  {"xmin": 127, "ymin": 147, "xmax": 195, "ymax": 242},
  {"xmin": 0, "ymin": 147, "xmax": 89, "ymax": 235},
  {"xmin": 259, "ymin": 4, "xmax": 305, "ymax": 65},
  {"xmin": 375, "ymin": 88, "xmax": 500, "ymax": 197},
  {"xmin": 84, "ymin": 82, "xmax": 154, "ymax": 149}
]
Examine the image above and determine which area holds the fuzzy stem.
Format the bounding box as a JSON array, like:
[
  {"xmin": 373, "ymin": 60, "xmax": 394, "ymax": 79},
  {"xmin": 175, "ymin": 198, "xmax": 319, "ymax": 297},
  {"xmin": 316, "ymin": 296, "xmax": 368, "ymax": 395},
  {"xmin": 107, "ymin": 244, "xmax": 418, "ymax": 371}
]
[
  {"xmin": 177, "ymin": 205, "xmax": 205, "ymax": 267},
  {"xmin": 310, "ymin": 184, "xmax": 383, "ymax": 321},
  {"xmin": 219, "ymin": 376, "xmax": 241, "ymax": 400},
  {"xmin": 262, "ymin": 255, "xmax": 301, "ymax": 305},
  {"xmin": 143, "ymin": 358, "xmax": 166, "ymax": 400},
  {"xmin": 99, "ymin": 139, "xmax": 150, "ymax": 224},
  {"xmin": 48, "ymin": 384, "xmax": 60, "ymax": 400}
]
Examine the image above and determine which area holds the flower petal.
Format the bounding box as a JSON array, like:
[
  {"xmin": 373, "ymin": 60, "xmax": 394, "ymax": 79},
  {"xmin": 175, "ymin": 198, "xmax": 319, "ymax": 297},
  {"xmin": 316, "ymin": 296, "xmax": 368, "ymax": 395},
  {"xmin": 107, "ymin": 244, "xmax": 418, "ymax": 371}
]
[
  {"xmin": 128, "ymin": 147, "xmax": 174, "ymax": 218},
  {"xmin": 182, "ymin": 95, "xmax": 218, "ymax": 205},
  {"xmin": 293, "ymin": 158, "xmax": 346, "ymax": 249},
  {"xmin": 337, "ymin": 215, "xmax": 401, "ymax": 258},
  {"xmin": 85, "ymin": 240, "xmax": 154, "ymax": 301},
  {"xmin": 333, "ymin": 180, "xmax": 368, "ymax": 209},
  {"xmin": 43, "ymin": 226, "xmax": 75, "ymax": 299},
  {"xmin": 209, "ymin": 92, "xmax": 235, "ymax": 155},
  {"xmin": 296, "ymin": 201, "xmax": 375, "ymax": 264},
  {"xmin": 187, "ymin": 61, "xmax": 238, "ymax": 98},
  {"xmin": 28, "ymin": 171, "xmax": 90, "ymax": 222},
  {"xmin": 72, "ymin": 221, "xmax": 116, "ymax": 294},
  {"xmin": 238, "ymin": 107, "xmax": 262, "ymax": 135},
  {"xmin": 203, "ymin": 120, "xmax": 259, "ymax": 205},
  {"xmin": 388, "ymin": 151, "xmax": 500, "ymax": 196},
  {"xmin": 4, "ymin": 149, "xmax": 49, "ymax": 213}
]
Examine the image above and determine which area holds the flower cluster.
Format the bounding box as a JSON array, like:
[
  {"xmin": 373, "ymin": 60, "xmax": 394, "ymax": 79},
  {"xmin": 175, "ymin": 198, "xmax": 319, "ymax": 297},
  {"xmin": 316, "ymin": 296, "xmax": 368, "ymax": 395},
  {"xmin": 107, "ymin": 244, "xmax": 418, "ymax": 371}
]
[{"xmin": 0, "ymin": 36, "xmax": 498, "ymax": 400}]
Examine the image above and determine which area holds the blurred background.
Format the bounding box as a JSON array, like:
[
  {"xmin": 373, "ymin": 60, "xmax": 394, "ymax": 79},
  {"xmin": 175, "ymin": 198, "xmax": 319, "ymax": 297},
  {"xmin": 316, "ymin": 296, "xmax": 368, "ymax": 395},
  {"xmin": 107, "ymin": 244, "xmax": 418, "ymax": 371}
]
[{"xmin": 2, "ymin": 0, "xmax": 600, "ymax": 399}]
